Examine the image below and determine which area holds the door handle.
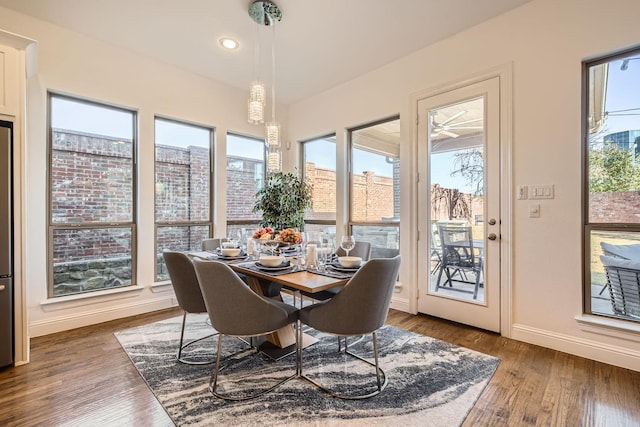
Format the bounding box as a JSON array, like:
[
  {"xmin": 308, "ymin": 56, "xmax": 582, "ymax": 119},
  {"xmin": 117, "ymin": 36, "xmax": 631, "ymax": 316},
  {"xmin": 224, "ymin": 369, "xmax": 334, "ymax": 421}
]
[
  {"xmin": 0, "ymin": 285, "xmax": 4, "ymax": 291},
  {"xmin": 488, "ymin": 233, "xmax": 497, "ymax": 241}
]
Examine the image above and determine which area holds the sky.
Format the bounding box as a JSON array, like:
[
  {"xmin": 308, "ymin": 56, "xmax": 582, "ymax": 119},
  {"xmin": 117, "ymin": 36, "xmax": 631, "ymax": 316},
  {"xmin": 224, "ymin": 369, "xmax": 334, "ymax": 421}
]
[{"xmin": 599, "ymin": 57, "xmax": 640, "ymax": 137}]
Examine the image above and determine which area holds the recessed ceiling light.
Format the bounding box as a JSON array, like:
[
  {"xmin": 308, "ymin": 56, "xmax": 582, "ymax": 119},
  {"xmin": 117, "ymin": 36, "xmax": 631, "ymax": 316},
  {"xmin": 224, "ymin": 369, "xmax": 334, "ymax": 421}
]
[{"xmin": 219, "ymin": 37, "xmax": 239, "ymax": 50}]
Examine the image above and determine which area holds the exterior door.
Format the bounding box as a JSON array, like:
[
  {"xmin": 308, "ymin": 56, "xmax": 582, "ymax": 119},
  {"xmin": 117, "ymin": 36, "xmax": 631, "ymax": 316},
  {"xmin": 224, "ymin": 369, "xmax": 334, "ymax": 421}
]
[{"xmin": 417, "ymin": 77, "xmax": 501, "ymax": 332}]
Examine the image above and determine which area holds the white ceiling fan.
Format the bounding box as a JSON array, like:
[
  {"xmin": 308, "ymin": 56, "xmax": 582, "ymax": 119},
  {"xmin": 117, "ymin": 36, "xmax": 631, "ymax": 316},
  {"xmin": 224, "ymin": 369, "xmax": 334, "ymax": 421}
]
[{"xmin": 430, "ymin": 110, "xmax": 483, "ymax": 138}]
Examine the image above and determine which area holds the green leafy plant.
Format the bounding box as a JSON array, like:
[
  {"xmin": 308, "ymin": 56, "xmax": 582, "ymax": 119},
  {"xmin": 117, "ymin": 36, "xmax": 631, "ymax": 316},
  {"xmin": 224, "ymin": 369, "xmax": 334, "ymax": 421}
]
[
  {"xmin": 589, "ymin": 143, "xmax": 640, "ymax": 192},
  {"xmin": 253, "ymin": 171, "xmax": 312, "ymax": 231}
]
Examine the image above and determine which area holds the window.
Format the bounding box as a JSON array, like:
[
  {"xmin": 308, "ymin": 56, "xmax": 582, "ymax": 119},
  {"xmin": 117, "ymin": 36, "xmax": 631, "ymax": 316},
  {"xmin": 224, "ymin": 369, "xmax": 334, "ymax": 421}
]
[
  {"xmin": 348, "ymin": 117, "xmax": 400, "ymax": 258},
  {"xmin": 226, "ymin": 133, "xmax": 265, "ymax": 238},
  {"xmin": 48, "ymin": 94, "xmax": 136, "ymax": 297},
  {"xmin": 154, "ymin": 118, "xmax": 213, "ymax": 281},
  {"xmin": 584, "ymin": 48, "xmax": 640, "ymax": 323},
  {"xmin": 301, "ymin": 135, "xmax": 336, "ymax": 237}
]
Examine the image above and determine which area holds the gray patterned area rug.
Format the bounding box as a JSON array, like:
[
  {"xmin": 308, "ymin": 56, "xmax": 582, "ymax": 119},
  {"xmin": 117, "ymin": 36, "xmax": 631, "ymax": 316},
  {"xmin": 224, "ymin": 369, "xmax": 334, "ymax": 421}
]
[{"xmin": 115, "ymin": 315, "xmax": 499, "ymax": 427}]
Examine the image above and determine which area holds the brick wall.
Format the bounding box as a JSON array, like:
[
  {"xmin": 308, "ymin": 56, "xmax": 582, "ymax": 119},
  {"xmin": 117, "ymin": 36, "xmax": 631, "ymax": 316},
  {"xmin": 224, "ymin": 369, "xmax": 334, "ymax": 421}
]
[
  {"xmin": 155, "ymin": 144, "xmax": 209, "ymax": 221},
  {"xmin": 305, "ymin": 162, "xmax": 336, "ymax": 220},
  {"xmin": 590, "ymin": 191, "xmax": 640, "ymax": 223},
  {"xmin": 226, "ymin": 157, "xmax": 263, "ymax": 220},
  {"xmin": 51, "ymin": 129, "xmax": 212, "ymax": 293},
  {"xmin": 51, "ymin": 129, "xmax": 133, "ymax": 223}
]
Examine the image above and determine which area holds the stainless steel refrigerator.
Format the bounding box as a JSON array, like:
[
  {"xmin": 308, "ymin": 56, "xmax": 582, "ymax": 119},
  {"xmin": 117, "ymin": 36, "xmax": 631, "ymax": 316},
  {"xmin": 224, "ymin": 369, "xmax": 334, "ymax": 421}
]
[{"xmin": 0, "ymin": 121, "xmax": 13, "ymax": 368}]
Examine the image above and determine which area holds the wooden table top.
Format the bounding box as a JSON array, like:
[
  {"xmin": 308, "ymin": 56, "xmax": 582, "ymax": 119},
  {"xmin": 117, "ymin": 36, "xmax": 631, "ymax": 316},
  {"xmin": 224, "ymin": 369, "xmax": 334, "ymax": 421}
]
[{"xmin": 228, "ymin": 263, "xmax": 349, "ymax": 294}]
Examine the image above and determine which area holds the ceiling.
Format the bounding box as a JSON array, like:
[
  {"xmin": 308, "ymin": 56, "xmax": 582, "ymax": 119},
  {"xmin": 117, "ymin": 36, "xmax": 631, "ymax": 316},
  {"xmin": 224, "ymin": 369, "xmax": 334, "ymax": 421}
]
[{"xmin": 0, "ymin": 0, "xmax": 531, "ymax": 105}]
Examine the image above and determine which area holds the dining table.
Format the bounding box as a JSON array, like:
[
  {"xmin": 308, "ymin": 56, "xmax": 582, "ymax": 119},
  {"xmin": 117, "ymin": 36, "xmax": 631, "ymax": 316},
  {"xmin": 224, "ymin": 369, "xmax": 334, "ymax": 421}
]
[{"xmin": 189, "ymin": 250, "xmax": 353, "ymax": 359}]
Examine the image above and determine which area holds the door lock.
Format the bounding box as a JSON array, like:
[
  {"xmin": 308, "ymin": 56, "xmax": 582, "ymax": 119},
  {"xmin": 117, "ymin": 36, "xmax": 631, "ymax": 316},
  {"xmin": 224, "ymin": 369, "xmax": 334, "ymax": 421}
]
[
  {"xmin": 488, "ymin": 218, "xmax": 496, "ymax": 225},
  {"xmin": 488, "ymin": 233, "xmax": 497, "ymax": 241}
]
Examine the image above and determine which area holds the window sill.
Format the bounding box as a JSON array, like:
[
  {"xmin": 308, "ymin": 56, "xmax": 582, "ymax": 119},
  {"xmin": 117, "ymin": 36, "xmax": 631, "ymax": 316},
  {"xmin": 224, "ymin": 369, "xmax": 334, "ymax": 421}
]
[
  {"xmin": 575, "ymin": 314, "xmax": 640, "ymax": 343},
  {"xmin": 40, "ymin": 285, "xmax": 145, "ymax": 312}
]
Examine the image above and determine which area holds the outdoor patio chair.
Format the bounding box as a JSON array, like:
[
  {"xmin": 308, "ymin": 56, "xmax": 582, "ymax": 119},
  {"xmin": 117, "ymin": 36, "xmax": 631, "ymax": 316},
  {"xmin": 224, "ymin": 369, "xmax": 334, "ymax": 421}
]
[
  {"xmin": 163, "ymin": 251, "xmax": 217, "ymax": 365},
  {"xmin": 436, "ymin": 225, "xmax": 483, "ymax": 299},
  {"xmin": 600, "ymin": 255, "xmax": 640, "ymax": 319},
  {"xmin": 598, "ymin": 242, "xmax": 640, "ymax": 295},
  {"xmin": 298, "ymin": 255, "xmax": 401, "ymax": 399},
  {"xmin": 600, "ymin": 242, "xmax": 640, "ymax": 260}
]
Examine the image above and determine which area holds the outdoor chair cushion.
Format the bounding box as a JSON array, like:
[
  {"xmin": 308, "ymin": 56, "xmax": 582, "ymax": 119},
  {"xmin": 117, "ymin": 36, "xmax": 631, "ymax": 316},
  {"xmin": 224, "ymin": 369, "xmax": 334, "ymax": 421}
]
[{"xmin": 600, "ymin": 242, "xmax": 640, "ymax": 261}]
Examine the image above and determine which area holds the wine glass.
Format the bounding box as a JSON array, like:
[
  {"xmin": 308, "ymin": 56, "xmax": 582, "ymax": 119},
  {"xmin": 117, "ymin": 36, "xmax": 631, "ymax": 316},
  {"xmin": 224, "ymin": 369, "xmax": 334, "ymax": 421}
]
[
  {"xmin": 340, "ymin": 235, "xmax": 356, "ymax": 257},
  {"xmin": 295, "ymin": 232, "xmax": 308, "ymax": 270},
  {"xmin": 262, "ymin": 239, "xmax": 278, "ymax": 255}
]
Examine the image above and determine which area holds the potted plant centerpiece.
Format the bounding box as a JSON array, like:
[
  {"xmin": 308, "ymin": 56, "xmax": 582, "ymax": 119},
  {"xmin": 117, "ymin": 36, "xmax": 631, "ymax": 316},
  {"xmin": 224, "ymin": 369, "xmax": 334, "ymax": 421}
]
[{"xmin": 252, "ymin": 170, "xmax": 312, "ymax": 238}]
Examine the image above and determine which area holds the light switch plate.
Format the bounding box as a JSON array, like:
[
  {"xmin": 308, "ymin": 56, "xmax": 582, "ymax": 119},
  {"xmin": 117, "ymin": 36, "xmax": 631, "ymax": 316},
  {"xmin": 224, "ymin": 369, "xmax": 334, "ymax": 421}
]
[
  {"xmin": 530, "ymin": 185, "xmax": 554, "ymax": 199},
  {"xmin": 518, "ymin": 185, "xmax": 528, "ymax": 200},
  {"xmin": 529, "ymin": 203, "xmax": 540, "ymax": 218}
]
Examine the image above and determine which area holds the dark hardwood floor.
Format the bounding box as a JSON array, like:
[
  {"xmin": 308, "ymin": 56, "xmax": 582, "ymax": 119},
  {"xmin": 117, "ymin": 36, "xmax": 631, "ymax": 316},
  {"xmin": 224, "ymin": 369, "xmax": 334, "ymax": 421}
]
[{"xmin": 1, "ymin": 308, "xmax": 639, "ymax": 426}]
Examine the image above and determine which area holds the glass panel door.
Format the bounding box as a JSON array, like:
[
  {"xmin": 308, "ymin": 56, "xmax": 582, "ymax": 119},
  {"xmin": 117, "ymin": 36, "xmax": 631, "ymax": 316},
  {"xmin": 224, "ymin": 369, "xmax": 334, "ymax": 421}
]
[{"xmin": 417, "ymin": 77, "xmax": 501, "ymax": 332}]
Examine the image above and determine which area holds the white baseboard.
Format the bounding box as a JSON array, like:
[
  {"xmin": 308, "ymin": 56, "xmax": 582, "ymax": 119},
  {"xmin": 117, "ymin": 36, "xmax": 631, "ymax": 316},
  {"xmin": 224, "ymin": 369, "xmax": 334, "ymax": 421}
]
[
  {"xmin": 390, "ymin": 295, "xmax": 411, "ymax": 313},
  {"xmin": 511, "ymin": 323, "xmax": 640, "ymax": 372},
  {"xmin": 29, "ymin": 297, "xmax": 178, "ymax": 337}
]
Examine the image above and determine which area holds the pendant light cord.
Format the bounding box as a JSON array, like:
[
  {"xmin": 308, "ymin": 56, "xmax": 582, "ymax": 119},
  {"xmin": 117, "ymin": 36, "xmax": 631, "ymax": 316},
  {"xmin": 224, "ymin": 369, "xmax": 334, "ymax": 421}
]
[
  {"xmin": 254, "ymin": 23, "xmax": 260, "ymax": 82},
  {"xmin": 271, "ymin": 24, "xmax": 276, "ymax": 122}
]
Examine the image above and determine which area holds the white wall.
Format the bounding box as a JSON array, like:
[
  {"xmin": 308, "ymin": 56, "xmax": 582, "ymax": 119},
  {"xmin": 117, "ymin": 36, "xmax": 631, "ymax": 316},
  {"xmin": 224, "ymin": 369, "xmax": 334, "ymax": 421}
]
[
  {"xmin": 0, "ymin": 6, "xmax": 288, "ymax": 353},
  {"xmin": 286, "ymin": 0, "xmax": 640, "ymax": 371}
]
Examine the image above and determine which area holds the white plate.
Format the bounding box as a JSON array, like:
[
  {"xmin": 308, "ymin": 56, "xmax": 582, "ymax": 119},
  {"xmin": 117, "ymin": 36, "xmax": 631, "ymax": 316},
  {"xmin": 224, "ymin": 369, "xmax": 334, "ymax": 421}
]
[
  {"xmin": 255, "ymin": 261, "xmax": 292, "ymax": 271},
  {"xmin": 217, "ymin": 254, "xmax": 248, "ymax": 260},
  {"xmin": 329, "ymin": 263, "xmax": 360, "ymax": 272}
]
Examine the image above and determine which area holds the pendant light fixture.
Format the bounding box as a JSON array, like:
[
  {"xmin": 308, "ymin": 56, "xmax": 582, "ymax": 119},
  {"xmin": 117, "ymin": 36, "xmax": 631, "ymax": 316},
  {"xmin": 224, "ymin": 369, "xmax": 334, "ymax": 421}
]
[
  {"xmin": 248, "ymin": 0, "xmax": 282, "ymax": 173},
  {"xmin": 247, "ymin": 24, "xmax": 265, "ymax": 124}
]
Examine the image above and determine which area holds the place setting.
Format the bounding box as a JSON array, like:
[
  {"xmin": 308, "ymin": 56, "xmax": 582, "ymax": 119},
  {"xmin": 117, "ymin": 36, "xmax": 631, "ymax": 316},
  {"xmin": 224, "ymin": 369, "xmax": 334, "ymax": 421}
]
[
  {"xmin": 190, "ymin": 241, "xmax": 250, "ymax": 262},
  {"xmin": 237, "ymin": 254, "xmax": 296, "ymax": 276}
]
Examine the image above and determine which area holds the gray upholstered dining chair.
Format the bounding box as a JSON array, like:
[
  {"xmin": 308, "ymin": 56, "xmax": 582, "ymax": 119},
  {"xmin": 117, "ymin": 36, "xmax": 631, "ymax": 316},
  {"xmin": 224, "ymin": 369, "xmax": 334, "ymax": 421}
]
[
  {"xmin": 163, "ymin": 251, "xmax": 217, "ymax": 365},
  {"xmin": 201, "ymin": 238, "xmax": 227, "ymax": 251},
  {"xmin": 299, "ymin": 241, "xmax": 373, "ymax": 302},
  {"xmin": 335, "ymin": 241, "xmax": 372, "ymax": 260},
  {"xmin": 298, "ymin": 255, "xmax": 401, "ymax": 399},
  {"xmin": 192, "ymin": 258, "xmax": 299, "ymax": 401}
]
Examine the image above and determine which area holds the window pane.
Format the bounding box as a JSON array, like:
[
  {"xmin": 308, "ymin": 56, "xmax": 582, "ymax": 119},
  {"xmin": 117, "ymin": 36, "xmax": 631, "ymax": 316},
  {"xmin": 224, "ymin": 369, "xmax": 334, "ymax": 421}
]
[
  {"xmin": 52, "ymin": 227, "xmax": 132, "ymax": 296},
  {"xmin": 350, "ymin": 119, "xmax": 400, "ymax": 222},
  {"xmin": 303, "ymin": 136, "xmax": 336, "ymax": 222},
  {"xmin": 227, "ymin": 134, "xmax": 265, "ymax": 222},
  {"xmin": 155, "ymin": 118, "xmax": 211, "ymax": 222},
  {"xmin": 156, "ymin": 225, "xmax": 209, "ymax": 281},
  {"xmin": 587, "ymin": 56, "xmax": 640, "ymax": 224},
  {"xmin": 49, "ymin": 95, "xmax": 137, "ymax": 298},
  {"xmin": 51, "ymin": 97, "xmax": 134, "ymax": 223},
  {"xmin": 352, "ymin": 225, "xmax": 400, "ymax": 258},
  {"xmin": 584, "ymin": 49, "xmax": 640, "ymax": 324}
]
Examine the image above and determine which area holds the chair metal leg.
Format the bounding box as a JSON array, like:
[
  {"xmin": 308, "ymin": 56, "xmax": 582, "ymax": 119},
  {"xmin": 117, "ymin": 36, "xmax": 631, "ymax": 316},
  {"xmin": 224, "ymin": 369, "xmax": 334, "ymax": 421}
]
[
  {"xmin": 300, "ymin": 331, "xmax": 388, "ymax": 400},
  {"xmin": 209, "ymin": 333, "xmax": 297, "ymax": 401},
  {"xmin": 473, "ymin": 269, "xmax": 480, "ymax": 300},
  {"xmin": 177, "ymin": 312, "xmax": 217, "ymax": 365}
]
